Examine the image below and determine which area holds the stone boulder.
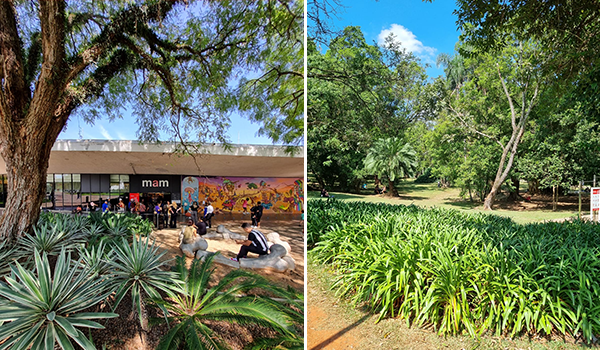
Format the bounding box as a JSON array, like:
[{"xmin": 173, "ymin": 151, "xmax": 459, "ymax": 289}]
[{"xmin": 179, "ymin": 238, "xmax": 208, "ymax": 258}]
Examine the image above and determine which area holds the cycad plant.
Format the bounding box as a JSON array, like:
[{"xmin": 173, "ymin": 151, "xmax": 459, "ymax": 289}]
[
  {"xmin": 108, "ymin": 236, "xmax": 181, "ymax": 329},
  {"xmin": 0, "ymin": 249, "xmax": 117, "ymax": 350},
  {"xmin": 152, "ymin": 255, "xmax": 300, "ymax": 350}
]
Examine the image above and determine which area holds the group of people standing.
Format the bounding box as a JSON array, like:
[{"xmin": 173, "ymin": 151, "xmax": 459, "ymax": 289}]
[{"xmin": 187, "ymin": 201, "xmax": 214, "ymax": 228}]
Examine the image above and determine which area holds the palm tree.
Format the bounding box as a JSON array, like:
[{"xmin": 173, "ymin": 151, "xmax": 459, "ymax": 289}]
[
  {"xmin": 152, "ymin": 255, "xmax": 302, "ymax": 350},
  {"xmin": 364, "ymin": 138, "xmax": 417, "ymax": 197},
  {"xmin": 436, "ymin": 52, "xmax": 468, "ymax": 91}
]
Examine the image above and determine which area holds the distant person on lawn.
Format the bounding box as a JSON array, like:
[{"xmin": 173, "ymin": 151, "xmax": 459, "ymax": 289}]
[{"xmin": 230, "ymin": 223, "xmax": 268, "ymax": 262}]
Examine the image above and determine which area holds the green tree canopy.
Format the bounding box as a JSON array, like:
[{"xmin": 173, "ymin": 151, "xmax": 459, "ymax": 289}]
[
  {"xmin": 308, "ymin": 26, "xmax": 437, "ymax": 191},
  {"xmin": 363, "ymin": 138, "xmax": 417, "ymax": 197}
]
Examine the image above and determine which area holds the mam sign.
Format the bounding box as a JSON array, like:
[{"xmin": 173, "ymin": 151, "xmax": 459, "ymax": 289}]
[{"xmin": 142, "ymin": 180, "xmax": 170, "ymax": 188}]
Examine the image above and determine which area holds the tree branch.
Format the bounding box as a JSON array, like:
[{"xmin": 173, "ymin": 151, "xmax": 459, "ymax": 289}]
[{"xmin": 497, "ymin": 64, "xmax": 517, "ymax": 131}]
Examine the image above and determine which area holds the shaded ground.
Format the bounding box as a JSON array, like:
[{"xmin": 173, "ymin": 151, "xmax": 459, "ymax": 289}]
[{"xmin": 96, "ymin": 218, "xmax": 304, "ymax": 350}]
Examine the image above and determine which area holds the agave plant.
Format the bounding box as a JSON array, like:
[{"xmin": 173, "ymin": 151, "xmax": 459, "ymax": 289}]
[
  {"xmin": 108, "ymin": 236, "xmax": 181, "ymax": 328},
  {"xmin": 102, "ymin": 214, "xmax": 131, "ymax": 236},
  {"xmin": 17, "ymin": 220, "xmax": 86, "ymax": 259},
  {"xmin": 152, "ymin": 255, "xmax": 299, "ymax": 350},
  {"xmin": 0, "ymin": 249, "xmax": 117, "ymax": 350},
  {"xmin": 78, "ymin": 241, "xmax": 114, "ymax": 277},
  {"xmin": 0, "ymin": 240, "xmax": 17, "ymax": 277}
]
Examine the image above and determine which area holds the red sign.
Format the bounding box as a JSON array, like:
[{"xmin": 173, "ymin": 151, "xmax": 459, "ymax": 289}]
[
  {"xmin": 129, "ymin": 193, "xmax": 140, "ymax": 203},
  {"xmin": 592, "ymin": 188, "xmax": 600, "ymax": 217}
]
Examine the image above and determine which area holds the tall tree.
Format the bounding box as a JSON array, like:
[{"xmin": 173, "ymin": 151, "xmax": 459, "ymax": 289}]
[
  {"xmin": 441, "ymin": 41, "xmax": 544, "ymax": 209},
  {"xmin": 307, "ymin": 27, "xmax": 434, "ymax": 191},
  {"xmin": 0, "ymin": 0, "xmax": 303, "ymax": 241},
  {"xmin": 363, "ymin": 138, "xmax": 417, "ymax": 197}
]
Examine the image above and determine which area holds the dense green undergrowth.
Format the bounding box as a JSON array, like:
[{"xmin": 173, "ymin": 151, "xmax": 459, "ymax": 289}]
[
  {"xmin": 308, "ymin": 199, "xmax": 600, "ymax": 342},
  {"xmin": 0, "ymin": 212, "xmax": 302, "ymax": 350}
]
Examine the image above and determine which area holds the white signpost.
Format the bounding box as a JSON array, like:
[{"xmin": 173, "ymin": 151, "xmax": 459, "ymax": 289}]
[{"xmin": 592, "ymin": 187, "xmax": 600, "ymax": 222}]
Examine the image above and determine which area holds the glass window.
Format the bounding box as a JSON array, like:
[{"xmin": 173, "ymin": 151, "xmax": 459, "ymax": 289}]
[
  {"xmin": 42, "ymin": 175, "xmax": 54, "ymax": 209},
  {"xmin": 72, "ymin": 174, "xmax": 81, "ymax": 208},
  {"xmin": 63, "ymin": 174, "xmax": 73, "ymax": 209},
  {"xmin": 54, "ymin": 174, "xmax": 63, "ymax": 209}
]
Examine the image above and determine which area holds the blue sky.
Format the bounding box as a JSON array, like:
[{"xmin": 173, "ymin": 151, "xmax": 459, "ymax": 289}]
[
  {"xmin": 58, "ymin": 110, "xmax": 273, "ymax": 145},
  {"xmin": 323, "ymin": 0, "xmax": 461, "ymax": 79}
]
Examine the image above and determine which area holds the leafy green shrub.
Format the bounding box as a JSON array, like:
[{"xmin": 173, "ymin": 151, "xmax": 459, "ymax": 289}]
[
  {"xmin": 78, "ymin": 241, "xmax": 114, "ymax": 277},
  {"xmin": 0, "ymin": 249, "xmax": 117, "ymax": 350},
  {"xmin": 0, "ymin": 240, "xmax": 17, "ymax": 277},
  {"xmin": 152, "ymin": 255, "xmax": 300, "ymax": 350},
  {"xmin": 308, "ymin": 199, "xmax": 600, "ymax": 341},
  {"xmin": 108, "ymin": 236, "xmax": 181, "ymax": 328},
  {"xmin": 128, "ymin": 215, "xmax": 154, "ymax": 236}
]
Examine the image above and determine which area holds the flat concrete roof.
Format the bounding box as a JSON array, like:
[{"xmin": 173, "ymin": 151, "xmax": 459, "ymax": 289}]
[{"xmin": 0, "ymin": 140, "xmax": 304, "ymax": 178}]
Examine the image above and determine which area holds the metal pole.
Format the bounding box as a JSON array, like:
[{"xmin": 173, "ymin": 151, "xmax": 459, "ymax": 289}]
[{"xmin": 594, "ymin": 174, "xmax": 597, "ymax": 187}]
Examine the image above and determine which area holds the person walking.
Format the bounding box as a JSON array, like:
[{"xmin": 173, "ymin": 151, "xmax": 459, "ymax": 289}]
[
  {"xmin": 169, "ymin": 202, "xmax": 179, "ymax": 228},
  {"xmin": 242, "ymin": 198, "xmax": 249, "ymax": 215},
  {"xmin": 252, "ymin": 201, "xmax": 264, "ymax": 228},
  {"xmin": 204, "ymin": 202, "xmax": 214, "ymax": 228}
]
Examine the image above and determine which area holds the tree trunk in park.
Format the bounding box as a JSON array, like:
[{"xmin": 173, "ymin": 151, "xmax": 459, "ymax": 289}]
[
  {"xmin": 508, "ymin": 177, "xmax": 520, "ymax": 201},
  {"xmin": 528, "ymin": 179, "xmax": 539, "ymax": 195},
  {"xmin": 387, "ymin": 179, "xmax": 399, "ymax": 197},
  {"xmin": 374, "ymin": 175, "xmax": 382, "ymax": 188},
  {"xmin": 483, "ymin": 68, "xmax": 539, "ymax": 210},
  {"xmin": 552, "ymin": 184, "xmax": 558, "ymax": 211},
  {"xmin": 0, "ymin": 1, "xmax": 71, "ymax": 241}
]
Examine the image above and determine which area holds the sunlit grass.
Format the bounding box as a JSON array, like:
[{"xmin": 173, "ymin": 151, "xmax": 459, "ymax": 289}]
[{"xmin": 308, "ymin": 180, "xmax": 579, "ymax": 224}]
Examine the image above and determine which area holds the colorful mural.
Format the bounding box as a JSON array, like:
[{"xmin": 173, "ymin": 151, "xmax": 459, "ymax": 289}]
[{"xmin": 181, "ymin": 177, "xmax": 304, "ymax": 214}]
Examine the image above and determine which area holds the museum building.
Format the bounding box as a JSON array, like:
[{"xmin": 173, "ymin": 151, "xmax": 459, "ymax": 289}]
[{"xmin": 0, "ymin": 140, "xmax": 304, "ymax": 218}]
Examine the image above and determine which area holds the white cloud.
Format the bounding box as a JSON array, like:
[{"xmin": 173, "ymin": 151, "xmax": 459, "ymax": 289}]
[
  {"xmin": 377, "ymin": 24, "xmax": 436, "ymax": 63},
  {"xmin": 98, "ymin": 125, "xmax": 112, "ymax": 140}
]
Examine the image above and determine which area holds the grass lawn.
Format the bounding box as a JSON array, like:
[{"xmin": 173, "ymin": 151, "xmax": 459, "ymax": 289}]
[{"xmin": 309, "ymin": 180, "xmax": 582, "ymax": 224}]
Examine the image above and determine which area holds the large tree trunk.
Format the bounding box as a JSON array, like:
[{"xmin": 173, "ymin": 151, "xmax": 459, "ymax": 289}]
[
  {"xmin": 0, "ymin": 1, "xmax": 69, "ymax": 241},
  {"xmin": 482, "ymin": 66, "xmax": 539, "ymax": 210},
  {"xmin": 0, "ymin": 140, "xmax": 56, "ymax": 241},
  {"xmin": 508, "ymin": 177, "xmax": 520, "ymax": 201}
]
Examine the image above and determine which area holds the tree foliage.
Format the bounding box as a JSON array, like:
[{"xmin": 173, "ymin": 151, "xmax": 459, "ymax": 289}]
[
  {"xmin": 307, "ymin": 26, "xmax": 436, "ymax": 191},
  {"xmin": 0, "ymin": 0, "xmax": 303, "ymax": 240},
  {"xmin": 363, "ymin": 138, "xmax": 417, "ymax": 197},
  {"xmin": 454, "ymin": 0, "xmax": 600, "ymax": 80}
]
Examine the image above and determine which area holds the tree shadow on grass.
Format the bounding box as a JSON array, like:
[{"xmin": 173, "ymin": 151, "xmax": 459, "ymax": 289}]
[
  {"xmin": 443, "ymin": 199, "xmax": 480, "ymax": 210},
  {"xmin": 309, "ymin": 313, "xmax": 371, "ymax": 350}
]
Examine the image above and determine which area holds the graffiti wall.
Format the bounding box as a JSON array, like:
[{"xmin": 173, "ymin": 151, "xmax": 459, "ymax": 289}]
[{"xmin": 181, "ymin": 176, "xmax": 303, "ymax": 214}]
